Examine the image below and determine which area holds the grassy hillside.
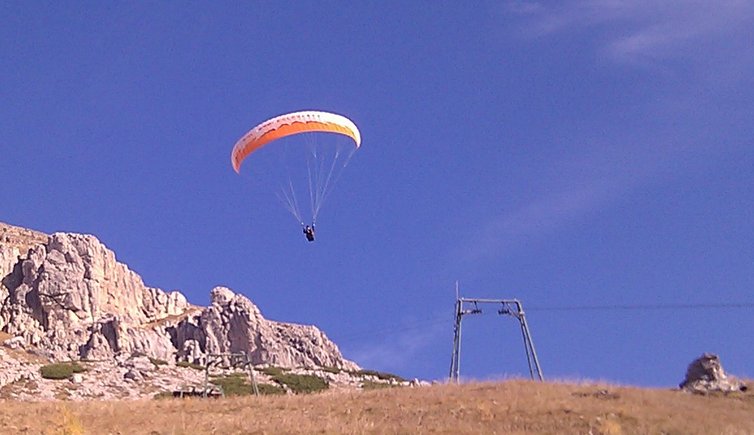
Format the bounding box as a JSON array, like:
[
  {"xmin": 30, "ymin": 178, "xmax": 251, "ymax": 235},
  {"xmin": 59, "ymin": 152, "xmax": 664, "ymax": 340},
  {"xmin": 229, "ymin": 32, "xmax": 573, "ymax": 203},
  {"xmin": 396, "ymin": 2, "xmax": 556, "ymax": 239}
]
[{"xmin": 2, "ymin": 380, "xmax": 752, "ymax": 434}]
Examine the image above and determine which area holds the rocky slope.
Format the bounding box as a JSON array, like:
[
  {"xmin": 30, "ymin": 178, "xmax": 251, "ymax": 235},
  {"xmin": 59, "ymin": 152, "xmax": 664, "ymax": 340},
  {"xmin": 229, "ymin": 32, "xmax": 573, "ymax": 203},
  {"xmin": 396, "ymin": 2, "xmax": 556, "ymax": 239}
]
[{"xmin": 0, "ymin": 221, "xmax": 380, "ymax": 399}]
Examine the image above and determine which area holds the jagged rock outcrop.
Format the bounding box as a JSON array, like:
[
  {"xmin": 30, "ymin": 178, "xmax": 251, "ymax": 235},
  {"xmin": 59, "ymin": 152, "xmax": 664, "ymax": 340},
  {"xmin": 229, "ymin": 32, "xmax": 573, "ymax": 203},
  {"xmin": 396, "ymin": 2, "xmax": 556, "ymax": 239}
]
[
  {"xmin": 0, "ymin": 228, "xmax": 192, "ymax": 360},
  {"xmin": 679, "ymin": 353, "xmax": 747, "ymax": 394},
  {"xmin": 0, "ymin": 221, "xmax": 358, "ymax": 373},
  {"xmin": 0, "ymin": 223, "xmax": 47, "ymax": 269},
  {"xmin": 168, "ymin": 287, "xmax": 358, "ymax": 369},
  {"xmin": 0, "ymin": 223, "xmax": 47, "ymax": 298}
]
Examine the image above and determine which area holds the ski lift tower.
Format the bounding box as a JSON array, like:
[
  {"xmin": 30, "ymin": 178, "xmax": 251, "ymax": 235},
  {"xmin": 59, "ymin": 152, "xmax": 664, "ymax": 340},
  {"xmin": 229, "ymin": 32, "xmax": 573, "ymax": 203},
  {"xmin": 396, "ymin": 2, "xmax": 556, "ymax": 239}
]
[{"xmin": 449, "ymin": 284, "xmax": 544, "ymax": 382}]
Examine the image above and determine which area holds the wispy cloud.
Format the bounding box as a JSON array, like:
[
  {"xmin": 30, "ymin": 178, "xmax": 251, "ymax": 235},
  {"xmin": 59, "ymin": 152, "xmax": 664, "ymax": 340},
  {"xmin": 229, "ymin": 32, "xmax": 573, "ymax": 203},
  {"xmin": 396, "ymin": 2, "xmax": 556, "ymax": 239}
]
[
  {"xmin": 506, "ymin": 0, "xmax": 754, "ymax": 67},
  {"xmin": 344, "ymin": 315, "xmax": 448, "ymax": 375},
  {"xmin": 456, "ymin": 137, "xmax": 705, "ymax": 263},
  {"xmin": 458, "ymin": 1, "xmax": 754, "ymax": 263},
  {"xmin": 459, "ymin": 182, "xmax": 614, "ymax": 262}
]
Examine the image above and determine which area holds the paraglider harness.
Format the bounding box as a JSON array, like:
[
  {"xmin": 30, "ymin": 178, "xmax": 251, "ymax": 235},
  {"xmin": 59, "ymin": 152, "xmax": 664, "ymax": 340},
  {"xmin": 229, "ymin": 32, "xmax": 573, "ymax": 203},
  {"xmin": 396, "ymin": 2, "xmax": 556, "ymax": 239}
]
[{"xmin": 303, "ymin": 225, "xmax": 315, "ymax": 242}]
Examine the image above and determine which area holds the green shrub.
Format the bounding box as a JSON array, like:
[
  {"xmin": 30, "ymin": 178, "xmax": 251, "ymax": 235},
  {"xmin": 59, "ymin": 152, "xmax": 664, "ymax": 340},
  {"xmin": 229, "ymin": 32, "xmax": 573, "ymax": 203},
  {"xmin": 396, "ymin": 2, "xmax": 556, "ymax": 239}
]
[
  {"xmin": 149, "ymin": 357, "xmax": 168, "ymax": 368},
  {"xmin": 260, "ymin": 366, "xmax": 286, "ymax": 377},
  {"xmin": 40, "ymin": 362, "xmax": 86, "ymax": 380},
  {"xmin": 321, "ymin": 366, "xmax": 341, "ymax": 374},
  {"xmin": 210, "ymin": 373, "xmax": 285, "ymax": 396},
  {"xmin": 176, "ymin": 361, "xmax": 204, "ymax": 370},
  {"xmin": 153, "ymin": 391, "xmax": 174, "ymax": 400},
  {"xmin": 257, "ymin": 383, "xmax": 286, "ymax": 395},
  {"xmin": 271, "ymin": 373, "xmax": 329, "ymax": 394},
  {"xmin": 352, "ymin": 369, "xmax": 406, "ymax": 383},
  {"xmin": 211, "ymin": 373, "xmax": 254, "ymax": 396}
]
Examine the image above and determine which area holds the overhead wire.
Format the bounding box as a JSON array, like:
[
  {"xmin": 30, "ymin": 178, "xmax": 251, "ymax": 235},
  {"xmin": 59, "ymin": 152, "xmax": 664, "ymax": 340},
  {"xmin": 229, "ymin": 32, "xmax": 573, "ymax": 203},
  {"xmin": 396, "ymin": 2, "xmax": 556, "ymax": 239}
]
[
  {"xmin": 526, "ymin": 302, "xmax": 754, "ymax": 312},
  {"xmin": 332, "ymin": 301, "xmax": 754, "ymax": 345}
]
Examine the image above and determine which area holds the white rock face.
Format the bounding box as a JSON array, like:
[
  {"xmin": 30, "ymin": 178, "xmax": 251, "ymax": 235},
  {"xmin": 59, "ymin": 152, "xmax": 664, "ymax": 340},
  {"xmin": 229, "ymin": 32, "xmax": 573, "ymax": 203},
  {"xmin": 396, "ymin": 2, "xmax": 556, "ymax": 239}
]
[
  {"xmin": 0, "ymin": 223, "xmax": 47, "ymax": 270},
  {"xmin": 0, "ymin": 221, "xmax": 358, "ymax": 372},
  {"xmin": 169, "ymin": 287, "xmax": 358, "ymax": 370}
]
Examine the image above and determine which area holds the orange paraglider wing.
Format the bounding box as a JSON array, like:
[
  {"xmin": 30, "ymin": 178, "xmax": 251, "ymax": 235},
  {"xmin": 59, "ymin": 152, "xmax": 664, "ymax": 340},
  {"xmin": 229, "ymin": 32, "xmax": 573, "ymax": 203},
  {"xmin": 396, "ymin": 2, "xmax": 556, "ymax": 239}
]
[{"xmin": 231, "ymin": 110, "xmax": 361, "ymax": 173}]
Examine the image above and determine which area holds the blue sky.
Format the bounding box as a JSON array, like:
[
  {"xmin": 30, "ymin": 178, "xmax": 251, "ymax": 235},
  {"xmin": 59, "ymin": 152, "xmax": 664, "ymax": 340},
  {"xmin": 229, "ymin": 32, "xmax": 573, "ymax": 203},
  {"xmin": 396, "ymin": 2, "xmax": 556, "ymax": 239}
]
[{"xmin": 2, "ymin": 2, "xmax": 752, "ymax": 386}]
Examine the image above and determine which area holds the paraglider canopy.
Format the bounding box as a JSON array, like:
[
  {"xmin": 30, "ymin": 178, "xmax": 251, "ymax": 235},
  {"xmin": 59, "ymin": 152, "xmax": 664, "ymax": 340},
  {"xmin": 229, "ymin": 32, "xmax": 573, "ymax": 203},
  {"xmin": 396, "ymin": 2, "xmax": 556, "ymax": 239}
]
[
  {"xmin": 231, "ymin": 110, "xmax": 361, "ymax": 174},
  {"xmin": 231, "ymin": 110, "xmax": 361, "ymax": 233}
]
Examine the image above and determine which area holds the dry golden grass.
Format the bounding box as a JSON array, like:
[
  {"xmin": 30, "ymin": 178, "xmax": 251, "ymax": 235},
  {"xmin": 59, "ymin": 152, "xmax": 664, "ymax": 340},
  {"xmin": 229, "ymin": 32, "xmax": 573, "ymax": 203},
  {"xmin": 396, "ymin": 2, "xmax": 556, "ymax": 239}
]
[{"xmin": 0, "ymin": 380, "xmax": 752, "ymax": 434}]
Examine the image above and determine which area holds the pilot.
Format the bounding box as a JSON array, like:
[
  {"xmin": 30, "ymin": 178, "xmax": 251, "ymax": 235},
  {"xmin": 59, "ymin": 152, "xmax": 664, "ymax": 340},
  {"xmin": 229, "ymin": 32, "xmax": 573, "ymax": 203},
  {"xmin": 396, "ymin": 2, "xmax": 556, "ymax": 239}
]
[{"xmin": 303, "ymin": 225, "xmax": 315, "ymax": 242}]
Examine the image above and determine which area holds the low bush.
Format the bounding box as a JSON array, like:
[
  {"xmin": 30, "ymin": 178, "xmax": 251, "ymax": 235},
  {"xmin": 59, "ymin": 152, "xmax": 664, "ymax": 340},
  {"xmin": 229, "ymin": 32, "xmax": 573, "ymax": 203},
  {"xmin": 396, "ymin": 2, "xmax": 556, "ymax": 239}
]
[
  {"xmin": 153, "ymin": 391, "xmax": 174, "ymax": 400},
  {"xmin": 210, "ymin": 373, "xmax": 285, "ymax": 396},
  {"xmin": 352, "ymin": 369, "xmax": 406, "ymax": 383},
  {"xmin": 149, "ymin": 357, "xmax": 168, "ymax": 368},
  {"xmin": 40, "ymin": 362, "xmax": 86, "ymax": 380},
  {"xmin": 271, "ymin": 373, "xmax": 329, "ymax": 394},
  {"xmin": 361, "ymin": 380, "xmax": 396, "ymax": 390},
  {"xmin": 176, "ymin": 361, "xmax": 204, "ymax": 370},
  {"xmin": 260, "ymin": 366, "xmax": 286, "ymax": 377},
  {"xmin": 211, "ymin": 373, "xmax": 252, "ymax": 396},
  {"xmin": 257, "ymin": 383, "xmax": 286, "ymax": 395},
  {"xmin": 321, "ymin": 366, "xmax": 342, "ymax": 374}
]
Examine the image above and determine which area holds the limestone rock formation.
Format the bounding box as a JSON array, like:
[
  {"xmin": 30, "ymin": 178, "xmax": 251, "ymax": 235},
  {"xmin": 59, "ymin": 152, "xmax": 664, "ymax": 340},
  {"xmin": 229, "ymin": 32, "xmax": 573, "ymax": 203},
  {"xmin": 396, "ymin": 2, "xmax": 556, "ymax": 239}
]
[
  {"xmin": 168, "ymin": 286, "xmax": 357, "ymax": 369},
  {"xmin": 679, "ymin": 353, "xmax": 747, "ymax": 394},
  {"xmin": 0, "ymin": 222, "xmax": 47, "ymax": 285},
  {"xmin": 0, "ymin": 221, "xmax": 358, "ymax": 373}
]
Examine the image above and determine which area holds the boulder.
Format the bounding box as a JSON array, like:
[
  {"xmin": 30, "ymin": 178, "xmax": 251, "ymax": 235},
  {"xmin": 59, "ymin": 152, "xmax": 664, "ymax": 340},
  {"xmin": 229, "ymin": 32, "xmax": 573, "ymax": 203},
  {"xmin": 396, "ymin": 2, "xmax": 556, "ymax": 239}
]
[{"xmin": 679, "ymin": 353, "xmax": 747, "ymax": 393}]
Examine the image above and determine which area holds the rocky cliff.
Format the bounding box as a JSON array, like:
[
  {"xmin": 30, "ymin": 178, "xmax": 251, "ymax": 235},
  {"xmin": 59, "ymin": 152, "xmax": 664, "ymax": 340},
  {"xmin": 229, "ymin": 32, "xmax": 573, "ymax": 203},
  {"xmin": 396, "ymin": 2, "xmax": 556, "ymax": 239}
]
[{"xmin": 0, "ymin": 221, "xmax": 358, "ymax": 371}]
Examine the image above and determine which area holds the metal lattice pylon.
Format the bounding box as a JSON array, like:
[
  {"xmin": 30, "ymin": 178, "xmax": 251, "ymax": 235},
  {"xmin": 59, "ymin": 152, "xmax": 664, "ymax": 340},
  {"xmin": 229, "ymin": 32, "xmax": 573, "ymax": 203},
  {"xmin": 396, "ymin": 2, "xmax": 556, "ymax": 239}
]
[{"xmin": 449, "ymin": 285, "xmax": 543, "ymax": 382}]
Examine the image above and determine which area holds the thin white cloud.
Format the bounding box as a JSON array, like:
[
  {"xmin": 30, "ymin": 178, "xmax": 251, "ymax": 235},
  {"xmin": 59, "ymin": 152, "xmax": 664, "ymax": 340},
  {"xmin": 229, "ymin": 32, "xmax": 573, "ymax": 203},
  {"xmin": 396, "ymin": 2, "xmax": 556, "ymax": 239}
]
[
  {"xmin": 505, "ymin": 0, "xmax": 627, "ymax": 37},
  {"xmin": 506, "ymin": 0, "xmax": 754, "ymax": 66},
  {"xmin": 459, "ymin": 178, "xmax": 617, "ymax": 263},
  {"xmin": 345, "ymin": 316, "xmax": 448, "ymax": 374},
  {"xmin": 456, "ymin": 135, "xmax": 708, "ymax": 263},
  {"xmin": 458, "ymin": 1, "xmax": 754, "ymax": 264}
]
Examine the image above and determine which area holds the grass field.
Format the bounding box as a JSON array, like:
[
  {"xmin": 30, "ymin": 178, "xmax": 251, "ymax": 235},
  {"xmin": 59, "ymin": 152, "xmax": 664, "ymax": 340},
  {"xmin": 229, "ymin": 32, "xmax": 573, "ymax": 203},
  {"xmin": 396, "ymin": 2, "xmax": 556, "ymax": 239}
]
[{"xmin": 1, "ymin": 379, "xmax": 752, "ymax": 434}]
